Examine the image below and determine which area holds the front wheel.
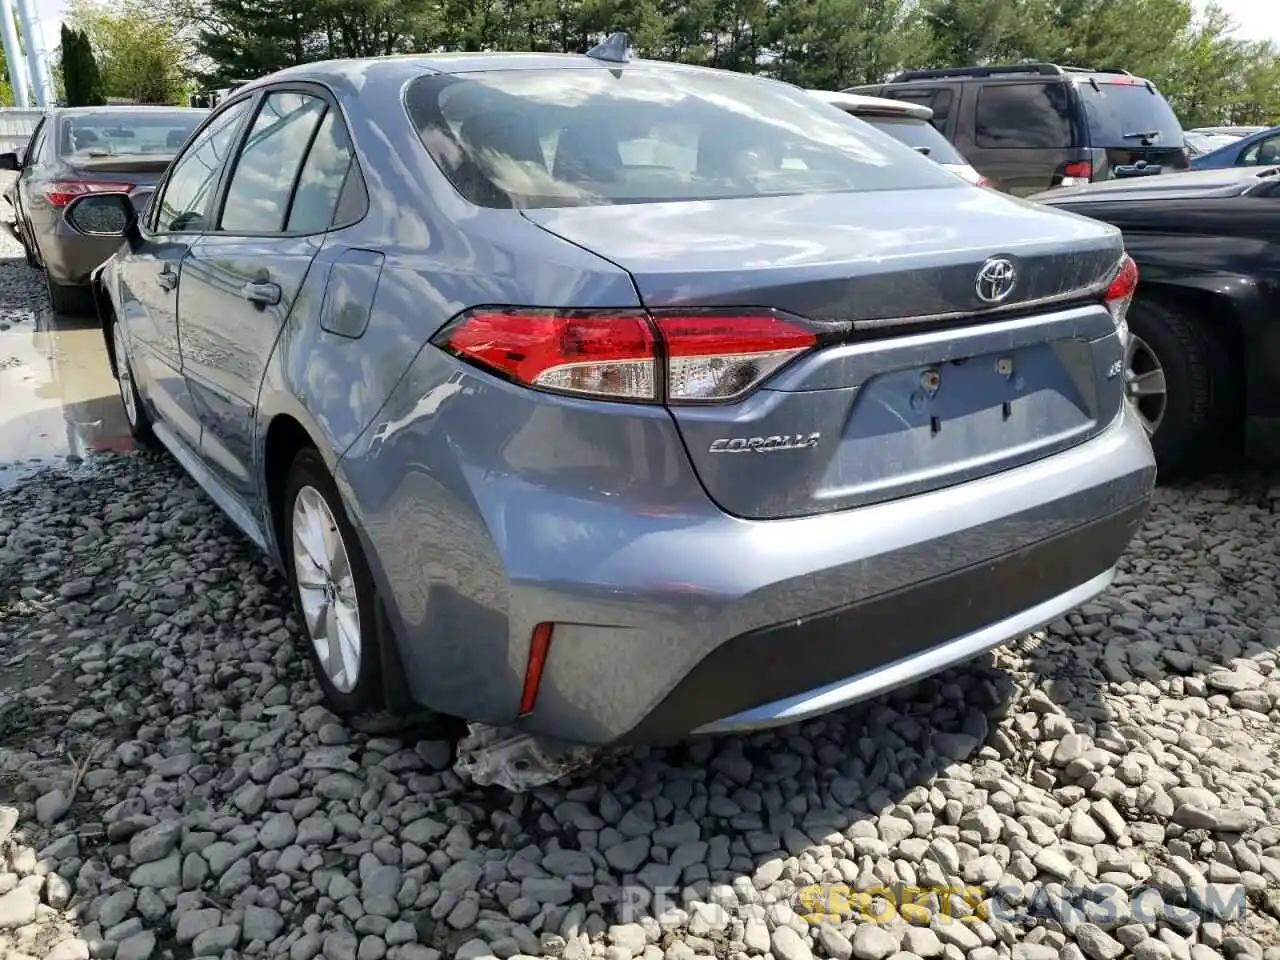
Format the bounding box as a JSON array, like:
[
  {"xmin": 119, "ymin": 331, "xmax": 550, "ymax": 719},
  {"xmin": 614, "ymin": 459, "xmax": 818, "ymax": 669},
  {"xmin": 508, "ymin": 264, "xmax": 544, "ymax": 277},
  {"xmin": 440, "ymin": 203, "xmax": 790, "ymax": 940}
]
[
  {"xmin": 111, "ymin": 321, "xmax": 155, "ymax": 446},
  {"xmin": 283, "ymin": 448, "xmax": 386, "ymax": 715}
]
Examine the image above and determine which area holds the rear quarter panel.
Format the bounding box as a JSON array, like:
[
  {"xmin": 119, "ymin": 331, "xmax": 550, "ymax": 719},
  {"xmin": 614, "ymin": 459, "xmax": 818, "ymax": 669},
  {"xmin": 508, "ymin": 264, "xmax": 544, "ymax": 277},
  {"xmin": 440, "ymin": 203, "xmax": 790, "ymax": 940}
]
[{"xmin": 1045, "ymin": 194, "xmax": 1280, "ymax": 455}]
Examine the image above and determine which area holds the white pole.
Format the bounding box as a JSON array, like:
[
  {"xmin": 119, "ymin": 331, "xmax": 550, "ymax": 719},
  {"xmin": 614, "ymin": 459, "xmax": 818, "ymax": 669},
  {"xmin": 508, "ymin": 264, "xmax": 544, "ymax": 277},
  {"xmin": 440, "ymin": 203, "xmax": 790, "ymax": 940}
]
[
  {"xmin": 12, "ymin": 0, "xmax": 51, "ymax": 106},
  {"xmin": 0, "ymin": 0, "xmax": 31, "ymax": 107}
]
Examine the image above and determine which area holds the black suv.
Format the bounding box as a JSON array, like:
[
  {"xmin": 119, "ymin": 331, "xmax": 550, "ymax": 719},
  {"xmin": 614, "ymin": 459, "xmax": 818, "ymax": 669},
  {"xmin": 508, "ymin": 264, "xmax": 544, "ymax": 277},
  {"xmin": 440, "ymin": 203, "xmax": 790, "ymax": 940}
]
[{"xmin": 848, "ymin": 64, "xmax": 1188, "ymax": 196}]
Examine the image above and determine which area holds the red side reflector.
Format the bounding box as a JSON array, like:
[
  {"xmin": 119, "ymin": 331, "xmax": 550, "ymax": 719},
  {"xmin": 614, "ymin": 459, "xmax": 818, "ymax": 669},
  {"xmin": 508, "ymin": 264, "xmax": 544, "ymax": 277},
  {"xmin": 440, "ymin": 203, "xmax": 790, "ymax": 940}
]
[
  {"xmin": 1062, "ymin": 161, "xmax": 1092, "ymax": 180},
  {"xmin": 518, "ymin": 622, "xmax": 554, "ymax": 716},
  {"xmin": 46, "ymin": 181, "xmax": 135, "ymax": 208}
]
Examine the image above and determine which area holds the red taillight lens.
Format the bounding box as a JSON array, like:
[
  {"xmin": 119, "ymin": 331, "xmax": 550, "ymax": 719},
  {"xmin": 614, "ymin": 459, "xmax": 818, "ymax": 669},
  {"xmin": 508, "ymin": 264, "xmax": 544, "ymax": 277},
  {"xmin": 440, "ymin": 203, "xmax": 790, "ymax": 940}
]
[
  {"xmin": 1062, "ymin": 161, "xmax": 1092, "ymax": 181},
  {"xmin": 46, "ymin": 181, "xmax": 135, "ymax": 208},
  {"xmin": 1104, "ymin": 254, "xmax": 1139, "ymax": 322},
  {"xmin": 435, "ymin": 307, "xmax": 823, "ymax": 404},
  {"xmin": 656, "ymin": 313, "xmax": 817, "ymax": 402},
  {"xmin": 976, "ymin": 175, "xmax": 994, "ymax": 188},
  {"xmin": 439, "ymin": 309, "xmax": 658, "ymax": 401}
]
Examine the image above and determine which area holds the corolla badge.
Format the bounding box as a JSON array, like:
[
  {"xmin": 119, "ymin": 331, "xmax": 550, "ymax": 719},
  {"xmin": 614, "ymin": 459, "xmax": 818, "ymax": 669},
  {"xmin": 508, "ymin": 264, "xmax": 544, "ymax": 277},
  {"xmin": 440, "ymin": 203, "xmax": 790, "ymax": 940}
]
[
  {"xmin": 708, "ymin": 433, "xmax": 821, "ymax": 454},
  {"xmin": 975, "ymin": 257, "xmax": 1017, "ymax": 304}
]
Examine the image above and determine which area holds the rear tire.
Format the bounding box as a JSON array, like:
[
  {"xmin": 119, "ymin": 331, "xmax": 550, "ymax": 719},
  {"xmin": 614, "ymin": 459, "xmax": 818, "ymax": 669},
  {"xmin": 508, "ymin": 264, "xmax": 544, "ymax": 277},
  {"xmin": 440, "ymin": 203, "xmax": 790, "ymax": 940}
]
[
  {"xmin": 1124, "ymin": 294, "xmax": 1235, "ymax": 476},
  {"xmin": 46, "ymin": 277, "xmax": 94, "ymax": 315},
  {"xmin": 283, "ymin": 448, "xmax": 386, "ymax": 717}
]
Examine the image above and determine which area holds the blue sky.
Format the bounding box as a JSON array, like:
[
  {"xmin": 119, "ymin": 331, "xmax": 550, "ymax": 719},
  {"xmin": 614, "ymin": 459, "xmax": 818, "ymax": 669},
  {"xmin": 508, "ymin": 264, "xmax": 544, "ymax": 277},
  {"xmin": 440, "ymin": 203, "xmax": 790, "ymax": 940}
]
[{"xmin": 23, "ymin": 0, "xmax": 1280, "ymax": 51}]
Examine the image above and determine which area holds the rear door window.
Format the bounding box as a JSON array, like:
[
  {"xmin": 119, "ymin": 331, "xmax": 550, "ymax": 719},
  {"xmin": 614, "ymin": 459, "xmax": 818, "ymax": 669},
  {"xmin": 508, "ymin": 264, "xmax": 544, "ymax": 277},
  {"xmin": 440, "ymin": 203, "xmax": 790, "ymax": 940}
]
[
  {"xmin": 975, "ymin": 83, "xmax": 1074, "ymax": 149},
  {"xmin": 863, "ymin": 116, "xmax": 966, "ymax": 164},
  {"xmin": 1075, "ymin": 80, "xmax": 1182, "ymax": 149}
]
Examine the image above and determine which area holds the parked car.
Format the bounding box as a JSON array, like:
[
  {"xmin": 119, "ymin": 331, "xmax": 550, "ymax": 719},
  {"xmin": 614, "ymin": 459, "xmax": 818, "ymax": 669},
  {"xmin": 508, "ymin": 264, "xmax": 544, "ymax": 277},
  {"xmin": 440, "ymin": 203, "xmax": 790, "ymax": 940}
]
[
  {"xmin": 1188, "ymin": 124, "xmax": 1280, "ymax": 170},
  {"xmin": 70, "ymin": 43, "xmax": 1154, "ymax": 746},
  {"xmin": 805, "ymin": 89, "xmax": 991, "ymax": 186},
  {"xmin": 0, "ymin": 105, "xmax": 207, "ymax": 313},
  {"xmin": 1183, "ymin": 130, "xmax": 1239, "ymax": 158},
  {"xmin": 848, "ymin": 63, "xmax": 1188, "ymax": 196},
  {"xmin": 1032, "ymin": 166, "xmax": 1280, "ymax": 474},
  {"xmin": 1188, "ymin": 125, "xmax": 1267, "ymax": 138}
]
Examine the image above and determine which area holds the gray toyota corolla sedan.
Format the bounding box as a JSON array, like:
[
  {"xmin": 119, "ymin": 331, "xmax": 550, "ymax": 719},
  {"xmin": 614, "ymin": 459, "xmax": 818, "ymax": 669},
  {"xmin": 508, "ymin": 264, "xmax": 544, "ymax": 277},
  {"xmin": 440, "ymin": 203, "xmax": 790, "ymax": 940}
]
[{"xmin": 64, "ymin": 42, "xmax": 1156, "ymax": 746}]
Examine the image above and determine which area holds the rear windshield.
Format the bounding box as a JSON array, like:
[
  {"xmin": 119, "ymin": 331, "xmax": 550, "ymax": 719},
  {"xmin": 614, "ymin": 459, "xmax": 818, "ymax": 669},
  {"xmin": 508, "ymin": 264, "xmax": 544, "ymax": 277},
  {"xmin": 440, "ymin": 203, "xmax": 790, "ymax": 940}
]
[
  {"xmin": 405, "ymin": 68, "xmax": 958, "ymax": 209},
  {"xmin": 862, "ymin": 115, "xmax": 966, "ymax": 164},
  {"xmin": 59, "ymin": 111, "xmax": 205, "ymax": 159},
  {"xmin": 1076, "ymin": 81, "xmax": 1183, "ymax": 149}
]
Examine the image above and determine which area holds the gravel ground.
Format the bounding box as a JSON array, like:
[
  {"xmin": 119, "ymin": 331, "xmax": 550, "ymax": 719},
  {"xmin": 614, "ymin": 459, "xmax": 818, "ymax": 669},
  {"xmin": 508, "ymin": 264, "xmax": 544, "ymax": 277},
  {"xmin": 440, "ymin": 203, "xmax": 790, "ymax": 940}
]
[{"xmin": 2, "ymin": 226, "xmax": 1280, "ymax": 960}]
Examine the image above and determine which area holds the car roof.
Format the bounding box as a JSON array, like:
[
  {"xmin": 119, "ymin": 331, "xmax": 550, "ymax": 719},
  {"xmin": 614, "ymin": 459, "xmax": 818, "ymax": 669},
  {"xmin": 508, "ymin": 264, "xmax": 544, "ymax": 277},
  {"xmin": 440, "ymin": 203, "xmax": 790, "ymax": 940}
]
[
  {"xmin": 806, "ymin": 89, "xmax": 932, "ymax": 121},
  {"xmin": 870, "ymin": 64, "xmax": 1155, "ymax": 87},
  {"xmin": 238, "ymin": 52, "xmax": 756, "ymax": 91},
  {"xmin": 53, "ymin": 105, "xmax": 207, "ymax": 117}
]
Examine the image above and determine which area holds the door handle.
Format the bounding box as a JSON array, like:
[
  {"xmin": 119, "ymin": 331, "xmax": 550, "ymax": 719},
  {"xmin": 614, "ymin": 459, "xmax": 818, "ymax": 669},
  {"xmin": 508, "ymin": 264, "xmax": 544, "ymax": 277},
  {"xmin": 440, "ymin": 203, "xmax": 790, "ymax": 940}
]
[
  {"xmin": 157, "ymin": 269, "xmax": 177, "ymax": 291},
  {"xmin": 241, "ymin": 280, "xmax": 281, "ymax": 306}
]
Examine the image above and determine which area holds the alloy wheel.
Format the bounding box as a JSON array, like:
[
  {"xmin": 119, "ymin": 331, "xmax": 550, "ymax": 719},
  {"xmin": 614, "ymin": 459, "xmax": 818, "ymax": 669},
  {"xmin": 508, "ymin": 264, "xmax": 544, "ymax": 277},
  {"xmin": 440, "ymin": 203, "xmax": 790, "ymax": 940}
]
[
  {"xmin": 1125, "ymin": 333, "xmax": 1168, "ymax": 436},
  {"xmin": 291, "ymin": 485, "xmax": 362, "ymax": 693}
]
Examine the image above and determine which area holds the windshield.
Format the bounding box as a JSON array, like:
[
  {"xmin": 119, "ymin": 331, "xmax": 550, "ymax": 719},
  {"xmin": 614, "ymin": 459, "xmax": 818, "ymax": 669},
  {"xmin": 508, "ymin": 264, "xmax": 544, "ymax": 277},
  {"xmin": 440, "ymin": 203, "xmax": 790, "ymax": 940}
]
[
  {"xmin": 1076, "ymin": 80, "xmax": 1183, "ymax": 148},
  {"xmin": 60, "ymin": 111, "xmax": 205, "ymax": 158},
  {"xmin": 405, "ymin": 67, "xmax": 958, "ymax": 209},
  {"xmin": 862, "ymin": 115, "xmax": 966, "ymax": 164}
]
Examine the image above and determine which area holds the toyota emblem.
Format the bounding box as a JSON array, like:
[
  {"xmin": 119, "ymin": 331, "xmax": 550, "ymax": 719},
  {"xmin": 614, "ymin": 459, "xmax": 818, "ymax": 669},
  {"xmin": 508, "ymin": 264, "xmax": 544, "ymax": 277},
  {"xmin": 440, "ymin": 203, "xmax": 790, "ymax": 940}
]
[{"xmin": 975, "ymin": 257, "xmax": 1017, "ymax": 304}]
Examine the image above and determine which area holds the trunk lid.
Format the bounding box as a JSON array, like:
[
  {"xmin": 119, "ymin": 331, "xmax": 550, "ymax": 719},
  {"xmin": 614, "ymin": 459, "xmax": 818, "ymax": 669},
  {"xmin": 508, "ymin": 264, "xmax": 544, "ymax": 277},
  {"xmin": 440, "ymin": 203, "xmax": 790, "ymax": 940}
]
[
  {"xmin": 524, "ymin": 189, "xmax": 1129, "ymax": 520},
  {"xmin": 522, "ymin": 188, "xmax": 1121, "ymax": 319},
  {"xmin": 68, "ymin": 154, "xmax": 175, "ymax": 177}
]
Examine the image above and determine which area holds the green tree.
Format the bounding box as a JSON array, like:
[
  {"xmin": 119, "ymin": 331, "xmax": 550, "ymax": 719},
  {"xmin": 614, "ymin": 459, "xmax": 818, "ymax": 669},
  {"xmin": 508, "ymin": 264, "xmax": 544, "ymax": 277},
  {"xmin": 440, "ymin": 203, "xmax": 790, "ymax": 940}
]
[
  {"xmin": 68, "ymin": 0, "xmax": 189, "ymax": 104},
  {"xmin": 60, "ymin": 24, "xmax": 106, "ymax": 106},
  {"xmin": 194, "ymin": 0, "xmax": 439, "ymax": 86}
]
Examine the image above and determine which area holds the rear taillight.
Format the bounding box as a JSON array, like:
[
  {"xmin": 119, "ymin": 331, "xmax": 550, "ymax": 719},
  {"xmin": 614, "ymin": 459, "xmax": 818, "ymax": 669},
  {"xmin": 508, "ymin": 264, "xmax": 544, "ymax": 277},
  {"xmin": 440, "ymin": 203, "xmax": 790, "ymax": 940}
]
[
  {"xmin": 439, "ymin": 309, "xmax": 658, "ymax": 401},
  {"xmin": 656, "ymin": 313, "xmax": 817, "ymax": 402},
  {"xmin": 434, "ymin": 307, "xmax": 824, "ymax": 404},
  {"xmin": 976, "ymin": 175, "xmax": 994, "ymax": 188},
  {"xmin": 1103, "ymin": 255, "xmax": 1138, "ymax": 345},
  {"xmin": 1060, "ymin": 161, "xmax": 1093, "ymax": 185},
  {"xmin": 46, "ymin": 181, "xmax": 134, "ymax": 208}
]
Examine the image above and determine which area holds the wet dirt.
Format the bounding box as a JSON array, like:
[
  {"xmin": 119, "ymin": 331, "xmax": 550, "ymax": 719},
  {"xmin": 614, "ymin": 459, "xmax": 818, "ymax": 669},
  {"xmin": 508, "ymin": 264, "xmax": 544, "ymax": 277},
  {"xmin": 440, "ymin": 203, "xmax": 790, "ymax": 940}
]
[{"xmin": 0, "ymin": 290, "xmax": 133, "ymax": 491}]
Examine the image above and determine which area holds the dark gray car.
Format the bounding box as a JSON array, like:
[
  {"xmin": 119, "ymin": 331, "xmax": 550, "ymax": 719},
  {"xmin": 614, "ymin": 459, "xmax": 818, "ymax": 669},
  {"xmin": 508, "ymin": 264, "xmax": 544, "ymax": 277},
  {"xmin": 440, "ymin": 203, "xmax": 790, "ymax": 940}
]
[
  {"xmin": 0, "ymin": 105, "xmax": 206, "ymax": 312},
  {"xmin": 66, "ymin": 49, "xmax": 1155, "ymax": 746}
]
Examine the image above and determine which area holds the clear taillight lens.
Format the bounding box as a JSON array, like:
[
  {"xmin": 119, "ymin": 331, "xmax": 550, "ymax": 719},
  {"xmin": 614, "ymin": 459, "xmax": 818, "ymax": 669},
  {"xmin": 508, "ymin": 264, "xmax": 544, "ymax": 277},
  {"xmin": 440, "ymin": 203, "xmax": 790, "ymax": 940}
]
[
  {"xmin": 655, "ymin": 313, "xmax": 817, "ymax": 403},
  {"xmin": 434, "ymin": 308, "xmax": 823, "ymax": 404}
]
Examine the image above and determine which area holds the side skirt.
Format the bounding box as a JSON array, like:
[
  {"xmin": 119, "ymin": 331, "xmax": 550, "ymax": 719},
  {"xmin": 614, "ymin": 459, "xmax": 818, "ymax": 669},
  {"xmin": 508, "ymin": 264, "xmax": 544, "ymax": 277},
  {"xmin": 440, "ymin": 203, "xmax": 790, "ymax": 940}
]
[{"xmin": 151, "ymin": 419, "xmax": 269, "ymax": 553}]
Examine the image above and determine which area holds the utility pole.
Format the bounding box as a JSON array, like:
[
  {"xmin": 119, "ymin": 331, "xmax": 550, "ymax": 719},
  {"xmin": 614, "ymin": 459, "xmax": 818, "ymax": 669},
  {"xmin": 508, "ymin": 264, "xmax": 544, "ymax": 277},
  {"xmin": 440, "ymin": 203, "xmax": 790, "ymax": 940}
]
[
  {"xmin": 0, "ymin": 0, "xmax": 31, "ymax": 107},
  {"xmin": 12, "ymin": 0, "xmax": 53, "ymax": 107}
]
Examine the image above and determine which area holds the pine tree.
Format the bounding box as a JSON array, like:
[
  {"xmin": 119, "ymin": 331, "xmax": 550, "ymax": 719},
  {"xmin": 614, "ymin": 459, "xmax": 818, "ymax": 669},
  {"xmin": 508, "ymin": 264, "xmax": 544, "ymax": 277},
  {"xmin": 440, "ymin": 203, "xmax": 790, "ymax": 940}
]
[{"xmin": 61, "ymin": 26, "xmax": 106, "ymax": 106}]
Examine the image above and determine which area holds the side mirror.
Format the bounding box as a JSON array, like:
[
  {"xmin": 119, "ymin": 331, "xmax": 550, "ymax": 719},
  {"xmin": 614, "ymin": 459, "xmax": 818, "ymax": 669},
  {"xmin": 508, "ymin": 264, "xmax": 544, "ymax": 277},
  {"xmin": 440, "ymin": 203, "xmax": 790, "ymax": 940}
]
[
  {"xmin": 64, "ymin": 191, "xmax": 138, "ymax": 241},
  {"xmin": 0, "ymin": 152, "xmax": 19, "ymax": 171}
]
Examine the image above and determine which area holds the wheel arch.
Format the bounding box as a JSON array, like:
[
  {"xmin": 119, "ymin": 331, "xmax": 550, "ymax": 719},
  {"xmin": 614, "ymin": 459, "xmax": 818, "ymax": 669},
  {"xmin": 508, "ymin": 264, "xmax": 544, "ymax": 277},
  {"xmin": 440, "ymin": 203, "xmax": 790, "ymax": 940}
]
[
  {"xmin": 259, "ymin": 410, "xmax": 418, "ymax": 714},
  {"xmin": 1134, "ymin": 277, "xmax": 1248, "ymax": 418}
]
